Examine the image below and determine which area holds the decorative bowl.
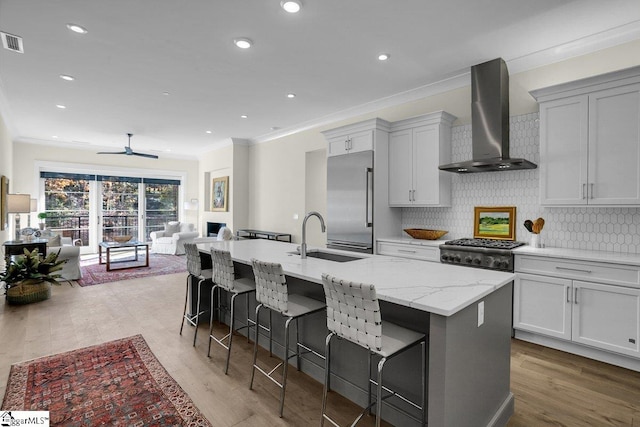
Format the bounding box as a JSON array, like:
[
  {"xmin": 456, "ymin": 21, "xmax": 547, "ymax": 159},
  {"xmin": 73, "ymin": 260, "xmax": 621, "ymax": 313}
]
[
  {"xmin": 113, "ymin": 235, "xmax": 132, "ymax": 243},
  {"xmin": 403, "ymin": 228, "xmax": 448, "ymax": 240}
]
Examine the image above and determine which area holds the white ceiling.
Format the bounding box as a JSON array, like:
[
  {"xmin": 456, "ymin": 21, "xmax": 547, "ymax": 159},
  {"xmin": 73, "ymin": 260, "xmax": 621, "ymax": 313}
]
[{"xmin": 1, "ymin": 0, "xmax": 639, "ymax": 159}]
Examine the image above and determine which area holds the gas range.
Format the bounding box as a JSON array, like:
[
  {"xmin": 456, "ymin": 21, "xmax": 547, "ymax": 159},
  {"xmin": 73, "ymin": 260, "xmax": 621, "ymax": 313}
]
[{"xmin": 439, "ymin": 238, "xmax": 524, "ymax": 272}]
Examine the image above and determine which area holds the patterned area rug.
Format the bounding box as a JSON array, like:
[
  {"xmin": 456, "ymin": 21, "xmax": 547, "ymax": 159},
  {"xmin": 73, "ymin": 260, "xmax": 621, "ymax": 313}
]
[
  {"xmin": 1, "ymin": 335, "xmax": 212, "ymax": 426},
  {"xmin": 77, "ymin": 254, "xmax": 187, "ymax": 286}
]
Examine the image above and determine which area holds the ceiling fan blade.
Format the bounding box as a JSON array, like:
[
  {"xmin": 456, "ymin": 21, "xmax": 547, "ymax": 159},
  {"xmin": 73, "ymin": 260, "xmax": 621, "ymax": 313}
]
[
  {"xmin": 131, "ymin": 152, "xmax": 159, "ymax": 159},
  {"xmin": 97, "ymin": 151, "xmax": 128, "ymax": 155}
]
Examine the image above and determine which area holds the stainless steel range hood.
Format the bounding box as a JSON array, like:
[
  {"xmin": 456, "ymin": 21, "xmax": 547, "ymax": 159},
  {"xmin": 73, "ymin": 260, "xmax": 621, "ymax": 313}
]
[{"xmin": 439, "ymin": 58, "xmax": 537, "ymax": 173}]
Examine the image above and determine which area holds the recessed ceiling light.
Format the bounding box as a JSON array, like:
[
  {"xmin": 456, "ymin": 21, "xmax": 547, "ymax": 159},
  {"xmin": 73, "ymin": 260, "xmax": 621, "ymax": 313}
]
[
  {"xmin": 378, "ymin": 53, "xmax": 390, "ymax": 61},
  {"xmin": 162, "ymin": 91, "xmax": 170, "ymax": 96},
  {"xmin": 240, "ymin": 114, "xmax": 248, "ymax": 119},
  {"xmin": 52, "ymin": 135, "xmax": 58, "ymax": 139},
  {"xmin": 281, "ymin": 0, "xmax": 302, "ymax": 13},
  {"xmin": 66, "ymin": 23, "xmax": 88, "ymax": 34},
  {"xmin": 233, "ymin": 38, "xmax": 253, "ymax": 49},
  {"xmin": 56, "ymin": 104, "xmax": 66, "ymax": 109},
  {"xmin": 270, "ymin": 127, "xmax": 281, "ymax": 131},
  {"xmin": 205, "ymin": 130, "xmax": 212, "ymax": 134},
  {"xmin": 59, "ymin": 74, "xmax": 75, "ymax": 81},
  {"xmin": 287, "ymin": 93, "xmax": 296, "ymax": 98}
]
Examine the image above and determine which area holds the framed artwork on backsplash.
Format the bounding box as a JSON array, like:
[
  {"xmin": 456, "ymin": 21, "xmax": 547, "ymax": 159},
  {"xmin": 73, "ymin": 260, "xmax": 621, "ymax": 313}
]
[
  {"xmin": 211, "ymin": 176, "xmax": 229, "ymax": 212},
  {"xmin": 474, "ymin": 206, "xmax": 516, "ymax": 240}
]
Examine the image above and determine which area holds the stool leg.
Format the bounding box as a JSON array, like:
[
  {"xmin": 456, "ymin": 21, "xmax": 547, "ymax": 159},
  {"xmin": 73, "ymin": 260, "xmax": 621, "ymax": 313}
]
[
  {"xmin": 376, "ymin": 357, "xmax": 387, "ymax": 427},
  {"xmin": 225, "ymin": 292, "xmax": 238, "ymax": 375},
  {"xmin": 192, "ymin": 278, "xmax": 204, "ymax": 347},
  {"xmin": 295, "ymin": 317, "xmax": 300, "ymax": 371},
  {"xmin": 207, "ymin": 285, "xmax": 218, "ymax": 357},
  {"xmin": 320, "ymin": 332, "xmax": 334, "ymax": 427},
  {"xmin": 249, "ymin": 304, "xmax": 263, "ymax": 390},
  {"xmin": 268, "ymin": 310, "xmax": 273, "ymax": 357},
  {"xmin": 180, "ymin": 275, "xmax": 190, "ymax": 335},
  {"xmin": 368, "ymin": 351, "xmax": 373, "ymax": 416},
  {"xmin": 246, "ymin": 293, "xmax": 251, "ymax": 343},
  {"xmin": 421, "ymin": 341, "xmax": 426, "ymax": 427},
  {"xmin": 280, "ymin": 316, "xmax": 294, "ymax": 417}
]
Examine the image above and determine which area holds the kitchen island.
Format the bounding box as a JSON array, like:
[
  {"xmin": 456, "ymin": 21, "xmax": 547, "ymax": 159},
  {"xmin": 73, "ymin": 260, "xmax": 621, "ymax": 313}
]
[{"xmin": 197, "ymin": 239, "xmax": 514, "ymax": 426}]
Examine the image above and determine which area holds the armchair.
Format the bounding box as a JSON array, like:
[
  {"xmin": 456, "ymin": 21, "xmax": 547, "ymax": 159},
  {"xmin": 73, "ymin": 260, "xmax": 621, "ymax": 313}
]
[
  {"xmin": 47, "ymin": 236, "xmax": 82, "ymax": 280},
  {"xmin": 150, "ymin": 221, "xmax": 199, "ymax": 255}
]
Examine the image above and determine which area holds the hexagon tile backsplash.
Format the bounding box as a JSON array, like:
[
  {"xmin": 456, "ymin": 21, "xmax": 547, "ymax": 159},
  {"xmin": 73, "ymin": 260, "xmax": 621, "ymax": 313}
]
[{"xmin": 402, "ymin": 112, "xmax": 640, "ymax": 254}]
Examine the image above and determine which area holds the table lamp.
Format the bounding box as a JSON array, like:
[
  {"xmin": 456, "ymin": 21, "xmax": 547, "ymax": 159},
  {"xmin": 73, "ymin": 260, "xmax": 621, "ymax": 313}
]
[
  {"xmin": 184, "ymin": 199, "xmax": 199, "ymax": 234},
  {"xmin": 7, "ymin": 193, "xmax": 31, "ymax": 241},
  {"xmin": 29, "ymin": 198, "xmax": 38, "ymax": 227}
]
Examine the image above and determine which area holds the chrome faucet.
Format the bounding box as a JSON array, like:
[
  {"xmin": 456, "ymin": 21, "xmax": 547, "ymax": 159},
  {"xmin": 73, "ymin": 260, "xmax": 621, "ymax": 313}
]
[{"xmin": 301, "ymin": 211, "xmax": 326, "ymax": 259}]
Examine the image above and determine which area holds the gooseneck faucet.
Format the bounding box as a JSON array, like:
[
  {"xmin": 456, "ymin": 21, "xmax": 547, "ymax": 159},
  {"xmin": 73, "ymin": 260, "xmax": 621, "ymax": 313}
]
[{"xmin": 301, "ymin": 211, "xmax": 326, "ymax": 259}]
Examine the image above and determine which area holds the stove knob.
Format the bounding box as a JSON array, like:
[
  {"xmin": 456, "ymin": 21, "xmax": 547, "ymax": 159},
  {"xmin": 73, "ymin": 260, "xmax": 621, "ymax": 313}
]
[
  {"xmin": 473, "ymin": 258, "xmax": 481, "ymax": 265},
  {"xmin": 441, "ymin": 254, "xmax": 449, "ymax": 262},
  {"xmin": 454, "ymin": 255, "xmax": 461, "ymax": 263},
  {"xmin": 465, "ymin": 256, "xmax": 472, "ymax": 264}
]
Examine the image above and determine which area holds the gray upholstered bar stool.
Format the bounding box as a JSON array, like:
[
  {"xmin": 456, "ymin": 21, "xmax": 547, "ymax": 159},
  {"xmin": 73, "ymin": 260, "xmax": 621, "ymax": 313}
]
[
  {"xmin": 180, "ymin": 243, "xmax": 214, "ymax": 346},
  {"xmin": 249, "ymin": 259, "xmax": 326, "ymax": 418},
  {"xmin": 207, "ymin": 248, "xmax": 256, "ymax": 374},
  {"xmin": 320, "ymin": 273, "xmax": 426, "ymax": 427}
]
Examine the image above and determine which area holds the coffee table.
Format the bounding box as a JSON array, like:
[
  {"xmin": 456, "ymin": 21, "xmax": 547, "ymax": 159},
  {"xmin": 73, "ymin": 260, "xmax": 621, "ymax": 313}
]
[{"xmin": 98, "ymin": 241, "xmax": 150, "ymax": 272}]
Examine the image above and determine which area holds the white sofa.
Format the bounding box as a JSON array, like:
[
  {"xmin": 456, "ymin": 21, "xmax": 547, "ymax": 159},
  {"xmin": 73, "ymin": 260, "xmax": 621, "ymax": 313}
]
[
  {"xmin": 47, "ymin": 236, "xmax": 82, "ymax": 280},
  {"xmin": 150, "ymin": 222, "xmax": 199, "ymax": 255}
]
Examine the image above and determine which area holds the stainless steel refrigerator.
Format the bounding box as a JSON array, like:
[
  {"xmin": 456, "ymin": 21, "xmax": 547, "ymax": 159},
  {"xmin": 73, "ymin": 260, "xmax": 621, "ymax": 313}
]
[{"xmin": 326, "ymin": 150, "xmax": 374, "ymax": 253}]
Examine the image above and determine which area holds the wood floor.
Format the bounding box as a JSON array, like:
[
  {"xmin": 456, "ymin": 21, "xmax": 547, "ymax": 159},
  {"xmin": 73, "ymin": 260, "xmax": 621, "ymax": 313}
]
[{"xmin": 1, "ymin": 273, "xmax": 639, "ymax": 426}]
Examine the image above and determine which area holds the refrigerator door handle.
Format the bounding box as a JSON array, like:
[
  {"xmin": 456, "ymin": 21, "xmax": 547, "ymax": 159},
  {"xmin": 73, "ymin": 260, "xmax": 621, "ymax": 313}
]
[{"xmin": 365, "ymin": 167, "xmax": 373, "ymax": 227}]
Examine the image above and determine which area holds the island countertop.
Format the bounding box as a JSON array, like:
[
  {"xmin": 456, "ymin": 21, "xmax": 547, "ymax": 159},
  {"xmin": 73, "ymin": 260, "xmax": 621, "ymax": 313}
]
[{"xmin": 197, "ymin": 239, "xmax": 514, "ymax": 317}]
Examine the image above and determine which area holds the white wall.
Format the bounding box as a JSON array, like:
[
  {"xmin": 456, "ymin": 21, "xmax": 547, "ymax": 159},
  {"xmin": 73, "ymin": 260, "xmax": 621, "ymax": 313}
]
[{"xmin": 0, "ymin": 114, "xmax": 13, "ymax": 268}]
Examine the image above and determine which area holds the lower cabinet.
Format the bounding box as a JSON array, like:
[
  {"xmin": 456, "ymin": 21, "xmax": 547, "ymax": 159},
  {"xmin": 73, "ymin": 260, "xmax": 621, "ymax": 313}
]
[
  {"xmin": 514, "ymin": 254, "xmax": 640, "ymax": 362},
  {"xmin": 376, "ymin": 240, "xmax": 440, "ymax": 262},
  {"xmin": 515, "ymin": 273, "xmax": 640, "ymax": 357}
]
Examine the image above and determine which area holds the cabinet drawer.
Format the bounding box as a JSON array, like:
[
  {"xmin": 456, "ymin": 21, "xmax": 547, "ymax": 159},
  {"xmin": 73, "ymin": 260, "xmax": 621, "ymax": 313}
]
[
  {"xmin": 515, "ymin": 255, "xmax": 640, "ymax": 288},
  {"xmin": 377, "ymin": 242, "xmax": 439, "ymax": 262}
]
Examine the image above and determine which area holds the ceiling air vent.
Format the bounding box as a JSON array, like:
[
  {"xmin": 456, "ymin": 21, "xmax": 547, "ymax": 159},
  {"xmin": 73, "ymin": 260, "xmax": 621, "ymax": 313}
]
[{"xmin": 1, "ymin": 32, "xmax": 24, "ymax": 53}]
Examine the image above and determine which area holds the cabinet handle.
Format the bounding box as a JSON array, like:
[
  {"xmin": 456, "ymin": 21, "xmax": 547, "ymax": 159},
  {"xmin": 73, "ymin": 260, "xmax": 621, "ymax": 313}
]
[
  {"xmin": 574, "ymin": 288, "xmax": 579, "ymax": 304},
  {"xmin": 398, "ymin": 249, "xmax": 417, "ymax": 254},
  {"xmin": 409, "ymin": 189, "xmax": 412, "ymax": 202},
  {"xmin": 566, "ymin": 287, "xmax": 571, "ymax": 303},
  {"xmin": 582, "ymin": 183, "xmax": 586, "ymax": 199},
  {"xmin": 555, "ymin": 266, "xmax": 592, "ymax": 274},
  {"xmin": 412, "ymin": 189, "xmax": 416, "ymax": 201},
  {"xmin": 590, "ymin": 183, "xmax": 594, "ymax": 199}
]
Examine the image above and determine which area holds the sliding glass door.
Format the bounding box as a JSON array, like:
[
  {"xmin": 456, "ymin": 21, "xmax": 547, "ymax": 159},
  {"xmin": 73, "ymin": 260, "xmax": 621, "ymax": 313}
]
[{"xmin": 40, "ymin": 172, "xmax": 181, "ymax": 253}]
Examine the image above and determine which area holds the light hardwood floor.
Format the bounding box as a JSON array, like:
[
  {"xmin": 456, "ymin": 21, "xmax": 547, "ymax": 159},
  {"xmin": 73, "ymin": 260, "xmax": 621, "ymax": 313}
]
[{"xmin": 1, "ymin": 273, "xmax": 639, "ymax": 426}]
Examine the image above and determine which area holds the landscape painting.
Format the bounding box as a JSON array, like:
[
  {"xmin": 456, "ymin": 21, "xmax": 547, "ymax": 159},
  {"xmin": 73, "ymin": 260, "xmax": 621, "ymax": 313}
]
[{"xmin": 474, "ymin": 206, "xmax": 516, "ymax": 240}]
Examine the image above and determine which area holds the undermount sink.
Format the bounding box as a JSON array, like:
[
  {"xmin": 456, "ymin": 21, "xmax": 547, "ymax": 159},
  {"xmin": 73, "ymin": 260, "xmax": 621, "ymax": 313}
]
[{"xmin": 289, "ymin": 250, "xmax": 363, "ymax": 263}]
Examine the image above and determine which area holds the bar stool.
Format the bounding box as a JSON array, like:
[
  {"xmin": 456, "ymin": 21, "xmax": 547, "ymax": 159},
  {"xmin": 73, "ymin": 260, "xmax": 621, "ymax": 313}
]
[
  {"xmin": 180, "ymin": 243, "xmax": 213, "ymax": 346},
  {"xmin": 249, "ymin": 259, "xmax": 326, "ymax": 418},
  {"xmin": 207, "ymin": 248, "xmax": 256, "ymax": 374},
  {"xmin": 320, "ymin": 273, "xmax": 426, "ymax": 427}
]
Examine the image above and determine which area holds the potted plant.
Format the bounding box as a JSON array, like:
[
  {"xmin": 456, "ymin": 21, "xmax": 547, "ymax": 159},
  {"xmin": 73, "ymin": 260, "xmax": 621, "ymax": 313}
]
[
  {"xmin": 0, "ymin": 248, "xmax": 67, "ymax": 305},
  {"xmin": 37, "ymin": 212, "xmax": 47, "ymax": 230}
]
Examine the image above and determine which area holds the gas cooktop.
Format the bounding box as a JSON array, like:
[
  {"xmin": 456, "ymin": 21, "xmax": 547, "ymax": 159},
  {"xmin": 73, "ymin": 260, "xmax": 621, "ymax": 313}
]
[{"xmin": 443, "ymin": 238, "xmax": 524, "ymax": 250}]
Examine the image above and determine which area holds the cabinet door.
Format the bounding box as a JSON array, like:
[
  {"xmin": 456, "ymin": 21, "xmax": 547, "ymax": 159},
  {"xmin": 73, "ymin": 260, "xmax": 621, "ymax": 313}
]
[
  {"xmin": 513, "ymin": 273, "xmax": 572, "ymax": 340},
  {"xmin": 348, "ymin": 130, "xmax": 374, "ymax": 154},
  {"xmin": 412, "ymin": 125, "xmax": 440, "ymax": 205},
  {"xmin": 539, "ymin": 96, "xmax": 589, "ymax": 205},
  {"xmin": 388, "ymin": 129, "xmax": 413, "ymax": 206},
  {"xmin": 327, "ymin": 136, "xmax": 349, "ymax": 157},
  {"xmin": 572, "ymin": 281, "xmax": 640, "ymax": 357},
  {"xmin": 588, "ymin": 83, "xmax": 640, "ymax": 205}
]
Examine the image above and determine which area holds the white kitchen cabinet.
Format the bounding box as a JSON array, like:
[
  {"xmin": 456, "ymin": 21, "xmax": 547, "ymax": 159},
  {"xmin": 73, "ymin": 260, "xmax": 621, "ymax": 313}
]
[
  {"xmin": 514, "ymin": 253, "xmax": 640, "ymax": 362},
  {"xmin": 376, "ymin": 239, "xmax": 440, "ymax": 262},
  {"xmin": 326, "ymin": 129, "xmax": 373, "ymax": 156},
  {"xmin": 388, "ymin": 111, "xmax": 455, "ymax": 207},
  {"xmin": 532, "ymin": 66, "xmax": 640, "ymax": 206}
]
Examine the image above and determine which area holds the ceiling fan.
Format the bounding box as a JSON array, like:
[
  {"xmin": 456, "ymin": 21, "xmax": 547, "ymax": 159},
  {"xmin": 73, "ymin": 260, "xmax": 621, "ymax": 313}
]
[{"xmin": 97, "ymin": 133, "xmax": 158, "ymax": 159}]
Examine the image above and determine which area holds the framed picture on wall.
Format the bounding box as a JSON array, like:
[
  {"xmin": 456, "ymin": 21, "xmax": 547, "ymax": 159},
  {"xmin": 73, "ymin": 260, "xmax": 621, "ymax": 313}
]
[
  {"xmin": 474, "ymin": 206, "xmax": 516, "ymax": 240},
  {"xmin": 211, "ymin": 176, "xmax": 229, "ymax": 212},
  {"xmin": 1, "ymin": 175, "xmax": 8, "ymax": 231}
]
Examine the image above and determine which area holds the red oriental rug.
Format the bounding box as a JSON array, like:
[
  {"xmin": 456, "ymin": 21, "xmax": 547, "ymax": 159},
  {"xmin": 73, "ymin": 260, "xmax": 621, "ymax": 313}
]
[
  {"xmin": 1, "ymin": 335, "xmax": 212, "ymax": 426},
  {"xmin": 77, "ymin": 254, "xmax": 187, "ymax": 287}
]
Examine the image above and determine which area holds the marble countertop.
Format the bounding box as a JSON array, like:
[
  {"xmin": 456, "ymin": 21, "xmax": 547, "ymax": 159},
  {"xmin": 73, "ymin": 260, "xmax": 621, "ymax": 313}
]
[
  {"xmin": 197, "ymin": 239, "xmax": 514, "ymax": 317},
  {"xmin": 514, "ymin": 245, "xmax": 640, "ymax": 266}
]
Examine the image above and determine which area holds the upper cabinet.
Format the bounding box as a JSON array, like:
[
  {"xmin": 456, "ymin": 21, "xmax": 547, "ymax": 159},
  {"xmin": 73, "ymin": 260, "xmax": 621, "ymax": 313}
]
[
  {"xmin": 388, "ymin": 111, "xmax": 456, "ymax": 207},
  {"xmin": 531, "ymin": 66, "xmax": 640, "ymax": 206},
  {"xmin": 323, "ymin": 119, "xmax": 387, "ymax": 157}
]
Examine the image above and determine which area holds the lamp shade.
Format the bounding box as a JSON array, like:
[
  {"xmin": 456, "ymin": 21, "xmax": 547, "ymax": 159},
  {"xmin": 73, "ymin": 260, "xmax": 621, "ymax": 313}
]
[
  {"xmin": 184, "ymin": 199, "xmax": 199, "ymax": 210},
  {"xmin": 7, "ymin": 194, "xmax": 31, "ymax": 213},
  {"xmin": 30, "ymin": 198, "xmax": 38, "ymax": 212}
]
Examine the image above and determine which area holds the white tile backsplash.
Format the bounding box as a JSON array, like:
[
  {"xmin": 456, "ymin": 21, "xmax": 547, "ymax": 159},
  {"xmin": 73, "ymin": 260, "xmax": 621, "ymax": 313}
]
[{"xmin": 402, "ymin": 112, "xmax": 640, "ymax": 254}]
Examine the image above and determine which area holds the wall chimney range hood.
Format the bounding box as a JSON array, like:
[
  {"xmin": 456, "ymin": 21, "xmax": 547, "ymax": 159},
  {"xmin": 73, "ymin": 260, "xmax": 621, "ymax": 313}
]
[{"xmin": 439, "ymin": 58, "xmax": 537, "ymax": 173}]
